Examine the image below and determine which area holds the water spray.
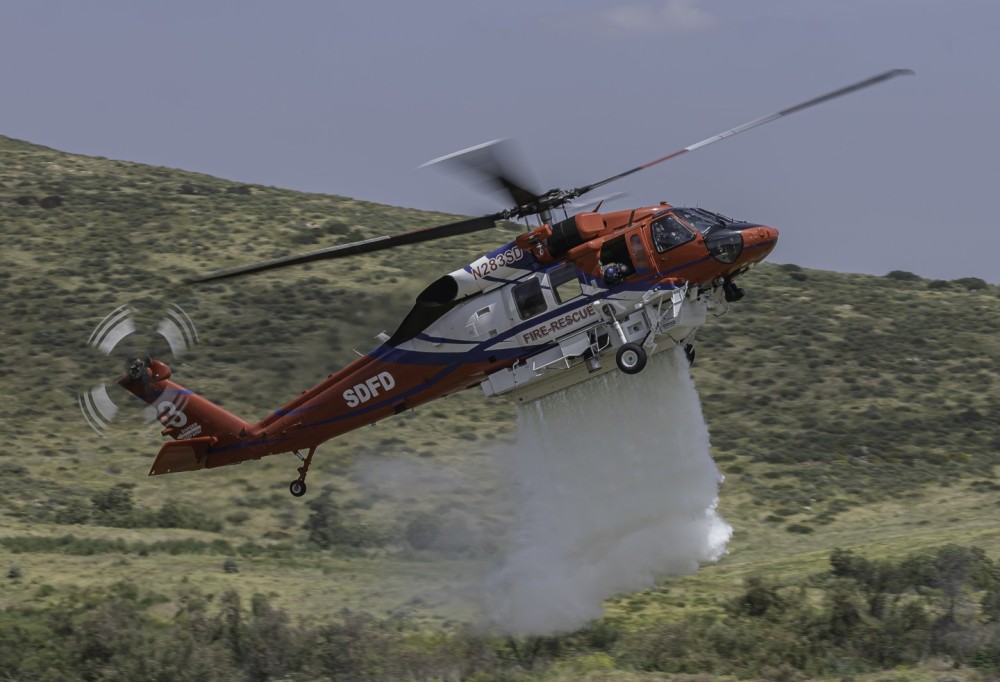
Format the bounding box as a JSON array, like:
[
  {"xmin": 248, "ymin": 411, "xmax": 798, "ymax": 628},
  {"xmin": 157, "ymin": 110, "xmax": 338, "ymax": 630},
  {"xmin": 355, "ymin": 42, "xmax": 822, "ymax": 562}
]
[{"xmin": 486, "ymin": 346, "xmax": 731, "ymax": 635}]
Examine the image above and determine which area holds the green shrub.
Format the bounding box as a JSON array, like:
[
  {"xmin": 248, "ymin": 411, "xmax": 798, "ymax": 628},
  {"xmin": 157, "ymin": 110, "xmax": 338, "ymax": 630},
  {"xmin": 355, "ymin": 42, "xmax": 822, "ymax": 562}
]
[
  {"xmin": 885, "ymin": 270, "xmax": 921, "ymax": 281},
  {"xmin": 953, "ymin": 276, "xmax": 990, "ymax": 291},
  {"xmin": 303, "ymin": 490, "xmax": 378, "ymax": 549},
  {"xmin": 225, "ymin": 511, "xmax": 251, "ymax": 525},
  {"xmin": 403, "ymin": 513, "xmax": 440, "ymax": 550},
  {"xmin": 155, "ymin": 500, "xmax": 223, "ymax": 533},
  {"xmin": 89, "ymin": 485, "xmax": 140, "ymax": 527},
  {"xmin": 53, "ymin": 501, "xmax": 90, "ymax": 525}
]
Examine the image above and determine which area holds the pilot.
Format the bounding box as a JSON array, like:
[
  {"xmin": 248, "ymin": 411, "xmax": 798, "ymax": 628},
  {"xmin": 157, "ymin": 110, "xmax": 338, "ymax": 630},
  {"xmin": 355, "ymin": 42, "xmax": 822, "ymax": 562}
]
[{"xmin": 602, "ymin": 262, "xmax": 633, "ymax": 285}]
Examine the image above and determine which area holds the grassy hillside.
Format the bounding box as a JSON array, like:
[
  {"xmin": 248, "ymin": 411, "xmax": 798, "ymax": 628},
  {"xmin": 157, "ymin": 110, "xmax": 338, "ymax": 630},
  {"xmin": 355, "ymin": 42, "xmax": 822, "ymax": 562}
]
[{"xmin": 1, "ymin": 135, "xmax": 998, "ymax": 679}]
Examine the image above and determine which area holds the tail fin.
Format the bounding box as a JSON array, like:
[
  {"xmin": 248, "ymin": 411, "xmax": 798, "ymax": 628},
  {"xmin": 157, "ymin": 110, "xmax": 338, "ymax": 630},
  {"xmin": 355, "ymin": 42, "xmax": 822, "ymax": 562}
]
[{"xmin": 118, "ymin": 358, "xmax": 251, "ymax": 475}]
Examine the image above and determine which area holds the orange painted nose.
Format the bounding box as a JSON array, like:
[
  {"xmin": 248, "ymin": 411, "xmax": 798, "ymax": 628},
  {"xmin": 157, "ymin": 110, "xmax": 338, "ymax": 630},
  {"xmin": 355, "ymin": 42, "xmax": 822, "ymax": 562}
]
[
  {"xmin": 744, "ymin": 226, "xmax": 778, "ymax": 261},
  {"xmin": 752, "ymin": 225, "xmax": 778, "ymax": 242}
]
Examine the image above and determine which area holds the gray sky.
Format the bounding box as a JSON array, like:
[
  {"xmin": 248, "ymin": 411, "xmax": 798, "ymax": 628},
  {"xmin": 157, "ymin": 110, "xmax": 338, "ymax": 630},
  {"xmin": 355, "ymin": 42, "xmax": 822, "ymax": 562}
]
[{"xmin": 3, "ymin": 0, "xmax": 997, "ymax": 282}]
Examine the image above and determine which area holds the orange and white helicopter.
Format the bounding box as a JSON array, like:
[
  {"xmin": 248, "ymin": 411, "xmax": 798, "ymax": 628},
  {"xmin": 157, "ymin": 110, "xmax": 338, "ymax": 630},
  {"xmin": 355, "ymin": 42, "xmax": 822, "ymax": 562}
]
[{"xmin": 119, "ymin": 69, "xmax": 911, "ymax": 496}]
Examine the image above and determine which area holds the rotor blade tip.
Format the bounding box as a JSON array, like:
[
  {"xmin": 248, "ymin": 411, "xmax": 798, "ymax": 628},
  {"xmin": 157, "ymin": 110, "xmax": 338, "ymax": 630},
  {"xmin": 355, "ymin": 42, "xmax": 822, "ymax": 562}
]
[{"xmin": 418, "ymin": 139, "xmax": 508, "ymax": 169}]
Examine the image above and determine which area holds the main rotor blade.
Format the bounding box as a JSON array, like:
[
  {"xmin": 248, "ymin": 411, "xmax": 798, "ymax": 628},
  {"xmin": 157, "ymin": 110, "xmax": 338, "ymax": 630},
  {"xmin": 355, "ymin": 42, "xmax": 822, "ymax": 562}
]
[
  {"xmin": 574, "ymin": 68, "xmax": 914, "ymax": 197},
  {"xmin": 420, "ymin": 139, "xmax": 543, "ymax": 208},
  {"xmin": 185, "ymin": 213, "xmax": 501, "ymax": 284}
]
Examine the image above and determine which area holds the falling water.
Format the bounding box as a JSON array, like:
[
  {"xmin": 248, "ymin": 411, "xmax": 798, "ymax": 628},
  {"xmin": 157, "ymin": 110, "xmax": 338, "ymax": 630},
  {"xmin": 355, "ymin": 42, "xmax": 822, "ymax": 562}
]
[{"xmin": 485, "ymin": 346, "xmax": 731, "ymax": 635}]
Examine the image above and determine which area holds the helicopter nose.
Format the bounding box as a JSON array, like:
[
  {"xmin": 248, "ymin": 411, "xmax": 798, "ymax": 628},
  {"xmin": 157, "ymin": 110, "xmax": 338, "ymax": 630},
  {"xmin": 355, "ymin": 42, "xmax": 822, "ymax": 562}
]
[{"xmin": 744, "ymin": 225, "xmax": 778, "ymax": 261}]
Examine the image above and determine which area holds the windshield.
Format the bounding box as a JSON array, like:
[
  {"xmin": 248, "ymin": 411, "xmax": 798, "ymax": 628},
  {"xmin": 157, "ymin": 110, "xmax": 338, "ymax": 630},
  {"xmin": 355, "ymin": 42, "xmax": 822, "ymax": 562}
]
[
  {"xmin": 673, "ymin": 208, "xmax": 722, "ymax": 235},
  {"xmin": 650, "ymin": 215, "xmax": 695, "ymax": 252}
]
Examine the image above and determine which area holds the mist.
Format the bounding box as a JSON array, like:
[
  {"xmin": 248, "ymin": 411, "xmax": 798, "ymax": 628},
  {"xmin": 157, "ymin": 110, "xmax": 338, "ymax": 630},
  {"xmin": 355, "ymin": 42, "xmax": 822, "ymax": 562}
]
[{"xmin": 485, "ymin": 346, "xmax": 731, "ymax": 635}]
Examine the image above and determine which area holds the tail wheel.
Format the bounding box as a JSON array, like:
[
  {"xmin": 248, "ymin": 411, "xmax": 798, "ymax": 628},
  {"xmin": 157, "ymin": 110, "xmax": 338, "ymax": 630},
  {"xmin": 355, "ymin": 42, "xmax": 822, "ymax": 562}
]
[
  {"xmin": 615, "ymin": 343, "xmax": 647, "ymax": 375},
  {"xmin": 684, "ymin": 344, "xmax": 696, "ymax": 366},
  {"xmin": 288, "ymin": 446, "xmax": 317, "ymax": 497}
]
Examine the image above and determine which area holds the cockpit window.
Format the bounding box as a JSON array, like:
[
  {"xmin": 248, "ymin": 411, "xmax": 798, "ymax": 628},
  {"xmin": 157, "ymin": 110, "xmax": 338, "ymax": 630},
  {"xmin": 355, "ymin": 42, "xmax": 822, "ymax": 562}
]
[
  {"xmin": 673, "ymin": 208, "xmax": 720, "ymax": 235},
  {"xmin": 650, "ymin": 215, "xmax": 695, "ymax": 252}
]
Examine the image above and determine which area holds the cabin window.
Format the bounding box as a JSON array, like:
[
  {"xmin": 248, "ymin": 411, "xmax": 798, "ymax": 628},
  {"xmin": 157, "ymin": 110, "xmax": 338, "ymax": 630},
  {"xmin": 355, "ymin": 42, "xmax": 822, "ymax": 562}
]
[
  {"xmin": 549, "ymin": 264, "xmax": 583, "ymax": 304},
  {"xmin": 630, "ymin": 233, "xmax": 651, "ymax": 269},
  {"xmin": 651, "ymin": 215, "xmax": 695, "ymax": 252},
  {"xmin": 513, "ymin": 277, "xmax": 547, "ymax": 320}
]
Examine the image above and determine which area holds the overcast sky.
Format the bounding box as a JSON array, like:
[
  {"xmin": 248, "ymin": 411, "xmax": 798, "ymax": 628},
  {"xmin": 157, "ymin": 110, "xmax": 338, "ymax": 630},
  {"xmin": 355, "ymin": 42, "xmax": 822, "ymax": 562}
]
[{"xmin": 3, "ymin": 0, "xmax": 997, "ymax": 282}]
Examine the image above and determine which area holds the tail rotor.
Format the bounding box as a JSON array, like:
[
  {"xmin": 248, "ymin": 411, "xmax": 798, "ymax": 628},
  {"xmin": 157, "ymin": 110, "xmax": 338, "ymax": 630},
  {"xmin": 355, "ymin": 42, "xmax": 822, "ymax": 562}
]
[{"xmin": 77, "ymin": 304, "xmax": 199, "ymax": 436}]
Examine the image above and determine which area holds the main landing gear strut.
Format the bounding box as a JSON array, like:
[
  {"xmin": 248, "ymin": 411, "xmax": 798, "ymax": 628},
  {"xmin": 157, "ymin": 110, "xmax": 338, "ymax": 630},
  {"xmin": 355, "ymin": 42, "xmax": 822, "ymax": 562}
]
[
  {"xmin": 603, "ymin": 304, "xmax": 648, "ymax": 375},
  {"xmin": 289, "ymin": 446, "xmax": 317, "ymax": 497}
]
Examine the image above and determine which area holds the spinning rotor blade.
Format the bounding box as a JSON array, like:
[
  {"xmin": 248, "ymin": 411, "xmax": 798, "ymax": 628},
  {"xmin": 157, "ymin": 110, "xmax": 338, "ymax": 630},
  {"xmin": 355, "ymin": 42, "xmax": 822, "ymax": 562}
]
[
  {"xmin": 420, "ymin": 139, "xmax": 543, "ymax": 208},
  {"xmin": 186, "ymin": 69, "xmax": 912, "ymax": 285},
  {"xmin": 572, "ymin": 68, "xmax": 914, "ymax": 197},
  {"xmin": 186, "ymin": 213, "xmax": 502, "ymax": 284},
  {"xmin": 567, "ymin": 191, "xmax": 629, "ymax": 210}
]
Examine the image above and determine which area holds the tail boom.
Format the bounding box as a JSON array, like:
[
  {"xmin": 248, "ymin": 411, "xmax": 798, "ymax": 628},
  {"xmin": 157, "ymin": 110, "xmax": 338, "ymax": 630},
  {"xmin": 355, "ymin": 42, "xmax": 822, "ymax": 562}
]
[{"xmin": 121, "ymin": 350, "xmax": 494, "ymax": 478}]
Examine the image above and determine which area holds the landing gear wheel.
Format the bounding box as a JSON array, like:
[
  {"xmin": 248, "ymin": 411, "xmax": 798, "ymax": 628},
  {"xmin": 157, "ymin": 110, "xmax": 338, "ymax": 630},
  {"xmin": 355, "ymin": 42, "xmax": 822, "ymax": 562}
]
[
  {"xmin": 288, "ymin": 446, "xmax": 317, "ymax": 497},
  {"xmin": 684, "ymin": 344, "xmax": 696, "ymax": 366},
  {"xmin": 616, "ymin": 343, "xmax": 647, "ymax": 375}
]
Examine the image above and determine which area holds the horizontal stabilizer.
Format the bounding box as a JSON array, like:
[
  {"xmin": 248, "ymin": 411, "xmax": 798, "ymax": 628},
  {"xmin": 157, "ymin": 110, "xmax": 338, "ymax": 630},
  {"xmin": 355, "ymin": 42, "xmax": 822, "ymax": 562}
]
[{"xmin": 150, "ymin": 436, "xmax": 217, "ymax": 475}]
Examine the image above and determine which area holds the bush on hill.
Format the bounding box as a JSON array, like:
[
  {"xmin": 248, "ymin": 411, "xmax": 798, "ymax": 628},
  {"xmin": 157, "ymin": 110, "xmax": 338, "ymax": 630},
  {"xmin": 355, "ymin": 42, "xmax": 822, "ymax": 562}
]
[{"xmin": 2, "ymin": 546, "xmax": 998, "ymax": 680}]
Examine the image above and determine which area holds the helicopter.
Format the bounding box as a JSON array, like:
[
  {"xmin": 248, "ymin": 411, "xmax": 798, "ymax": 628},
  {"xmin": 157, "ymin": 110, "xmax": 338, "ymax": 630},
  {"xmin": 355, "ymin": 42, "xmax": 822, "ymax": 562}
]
[{"xmin": 119, "ymin": 69, "xmax": 912, "ymax": 496}]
